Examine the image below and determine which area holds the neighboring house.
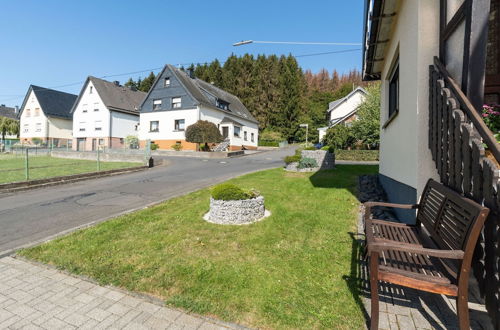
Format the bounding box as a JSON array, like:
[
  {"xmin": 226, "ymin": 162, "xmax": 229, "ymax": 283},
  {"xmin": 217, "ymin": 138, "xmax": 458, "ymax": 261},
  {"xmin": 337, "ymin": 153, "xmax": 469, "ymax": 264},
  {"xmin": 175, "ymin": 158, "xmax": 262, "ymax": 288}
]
[
  {"xmin": 19, "ymin": 85, "xmax": 77, "ymax": 146},
  {"xmin": 317, "ymin": 87, "xmax": 367, "ymax": 141},
  {"xmin": 139, "ymin": 64, "xmax": 259, "ymax": 151},
  {"xmin": 362, "ymin": 0, "xmax": 498, "ymax": 327},
  {"xmin": 0, "ymin": 105, "xmax": 19, "ymax": 140},
  {"xmin": 71, "ymin": 77, "xmax": 146, "ymax": 151}
]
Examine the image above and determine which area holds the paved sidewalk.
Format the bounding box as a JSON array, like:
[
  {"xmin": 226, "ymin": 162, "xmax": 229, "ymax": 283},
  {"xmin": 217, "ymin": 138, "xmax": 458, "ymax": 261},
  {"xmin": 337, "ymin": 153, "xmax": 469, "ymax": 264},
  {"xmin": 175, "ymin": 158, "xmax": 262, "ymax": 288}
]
[{"xmin": 0, "ymin": 257, "xmax": 244, "ymax": 329}]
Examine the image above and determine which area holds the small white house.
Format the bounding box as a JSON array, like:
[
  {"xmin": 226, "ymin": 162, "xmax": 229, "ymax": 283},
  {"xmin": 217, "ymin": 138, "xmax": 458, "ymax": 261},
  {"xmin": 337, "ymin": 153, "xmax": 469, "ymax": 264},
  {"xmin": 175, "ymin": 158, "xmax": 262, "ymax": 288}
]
[
  {"xmin": 19, "ymin": 85, "xmax": 77, "ymax": 146},
  {"xmin": 71, "ymin": 77, "xmax": 147, "ymax": 151},
  {"xmin": 139, "ymin": 64, "xmax": 259, "ymax": 151},
  {"xmin": 317, "ymin": 87, "xmax": 367, "ymax": 142}
]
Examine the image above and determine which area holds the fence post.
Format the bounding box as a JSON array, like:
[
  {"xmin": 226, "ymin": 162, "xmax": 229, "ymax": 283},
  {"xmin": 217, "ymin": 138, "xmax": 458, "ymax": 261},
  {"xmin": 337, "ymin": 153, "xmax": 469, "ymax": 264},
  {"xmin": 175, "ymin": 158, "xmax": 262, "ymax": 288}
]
[
  {"xmin": 144, "ymin": 139, "xmax": 151, "ymax": 165},
  {"xmin": 97, "ymin": 148, "xmax": 101, "ymax": 172},
  {"xmin": 25, "ymin": 148, "xmax": 29, "ymax": 181}
]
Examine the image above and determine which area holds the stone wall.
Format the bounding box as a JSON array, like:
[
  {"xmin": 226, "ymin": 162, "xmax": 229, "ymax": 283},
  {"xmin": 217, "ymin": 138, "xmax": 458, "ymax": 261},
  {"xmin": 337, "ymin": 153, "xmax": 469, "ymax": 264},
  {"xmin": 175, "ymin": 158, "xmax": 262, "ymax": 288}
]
[
  {"xmin": 208, "ymin": 196, "xmax": 265, "ymax": 225},
  {"xmin": 300, "ymin": 150, "xmax": 335, "ymax": 169}
]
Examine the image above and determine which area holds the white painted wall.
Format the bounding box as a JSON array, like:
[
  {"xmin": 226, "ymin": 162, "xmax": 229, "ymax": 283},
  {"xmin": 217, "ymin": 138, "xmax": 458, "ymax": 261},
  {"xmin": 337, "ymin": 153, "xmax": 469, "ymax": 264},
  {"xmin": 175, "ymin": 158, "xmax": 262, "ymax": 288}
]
[
  {"xmin": 73, "ymin": 81, "xmax": 110, "ymax": 138},
  {"xmin": 139, "ymin": 108, "xmax": 199, "ymax": 141},
  {"xmin": 48, "ymin": 117, "xmax": 72, "ymax": 139},
  {"xmin": 378, "ymin": 0, "xmax": 439, "ymax": 196},
  {"xmin": 199, "ymin": 106, "xmax": 259, "ymax": 147},
  {"xmin": 111, "ymin": 111, "xmax": 139, "ymax": 138},
  {"xmin": 329, "ymin": 90, "xmax": 366, "ymax": 123},
  {"xmin": 20, "ymin": 90, "xmax": 48, "ymax": 139}
]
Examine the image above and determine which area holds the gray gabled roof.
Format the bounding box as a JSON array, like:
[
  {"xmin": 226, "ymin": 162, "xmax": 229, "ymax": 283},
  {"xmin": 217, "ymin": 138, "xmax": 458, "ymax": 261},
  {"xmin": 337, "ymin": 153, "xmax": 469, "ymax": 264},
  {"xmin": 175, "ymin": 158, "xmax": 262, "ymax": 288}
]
[
  {"xmin": 71, "ymin": 76, "xmax": 147, "ymax": 115},
  {"xmin": 144, "ymin": 64, "xmax": 258, "ymax": 124},
  {"xmin": 327, "ymin": 86, "xmax": 367, "ymax": 113},
  {"xmin": 19, "ymin": 85, "xmax": 77, "ymax": 119},
  {"xmin": 0, "ymin": 105, "xmax": 18, "ymax": 120}
]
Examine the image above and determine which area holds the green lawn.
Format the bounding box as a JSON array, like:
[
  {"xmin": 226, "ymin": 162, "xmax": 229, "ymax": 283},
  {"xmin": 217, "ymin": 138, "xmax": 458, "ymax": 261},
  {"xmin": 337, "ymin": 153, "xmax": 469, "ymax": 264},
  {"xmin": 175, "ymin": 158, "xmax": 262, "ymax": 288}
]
[
  {"xmin": 0, "ymin": 155, "xmax": 140, "ymax": 184},
  {"xmin": 20, "ymin": 165, "xmax": 377, "ymax": 329}
]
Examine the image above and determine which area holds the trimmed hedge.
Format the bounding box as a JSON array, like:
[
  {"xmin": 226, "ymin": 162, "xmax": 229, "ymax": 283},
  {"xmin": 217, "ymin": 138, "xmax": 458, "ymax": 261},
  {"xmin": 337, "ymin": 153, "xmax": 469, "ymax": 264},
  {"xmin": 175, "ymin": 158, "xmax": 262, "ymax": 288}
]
[
  {"xmin": 211, "ymin": 183, "xmax": 258, "ymax": 201},
  {"xmin": 258, "ymin": 140, "xmax": 280, "ymax": 147},
  {"xmin": 284, "ymin": 155, "xmax": 301, "ymax": 164},
  {"xmin": 335, "ymin": 150, "xmax": 379, "ymax": 161}
]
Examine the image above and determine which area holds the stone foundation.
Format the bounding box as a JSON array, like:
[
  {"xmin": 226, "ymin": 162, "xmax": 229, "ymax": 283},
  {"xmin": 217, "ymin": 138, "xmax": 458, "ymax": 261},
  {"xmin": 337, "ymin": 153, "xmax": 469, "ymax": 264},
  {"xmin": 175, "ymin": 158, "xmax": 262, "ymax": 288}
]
[
  {"xmin": 207, "ymin": 196, "xmax": 265, "ymax": 225},
  {"xmin": 300, "ymin": 150, "xmax": 335, "ymax": 169}
]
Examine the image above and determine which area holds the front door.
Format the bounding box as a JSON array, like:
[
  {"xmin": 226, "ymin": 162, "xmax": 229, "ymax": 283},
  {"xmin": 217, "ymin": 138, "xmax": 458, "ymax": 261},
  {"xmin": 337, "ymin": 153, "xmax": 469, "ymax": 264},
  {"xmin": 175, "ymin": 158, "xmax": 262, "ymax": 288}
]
[
  {"xmin": 92, "ymin": 138, "xmax": 97, "ymax": 151},
  {"xmin": 222, "ymin": 126, "xmax": 229, "ymax": 139},
  {"xmin": 77, "ymin": 138, "xmax": 85, "ymax": 151}
]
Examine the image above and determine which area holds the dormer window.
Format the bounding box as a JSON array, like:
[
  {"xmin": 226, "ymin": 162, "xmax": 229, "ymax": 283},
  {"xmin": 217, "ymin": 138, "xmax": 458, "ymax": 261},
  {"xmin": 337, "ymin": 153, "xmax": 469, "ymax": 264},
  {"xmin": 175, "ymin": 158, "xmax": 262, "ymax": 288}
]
[
  {"xmin": 153, "ymin": 99, "xmax": 162, "ymax": 110},
  {"xmin": 216, "ymin": 99, "xmax": 229, "ymax": 110},
  {"xmin": 164, "ymin": 77, "xmax": 171, "ymax": 87}
]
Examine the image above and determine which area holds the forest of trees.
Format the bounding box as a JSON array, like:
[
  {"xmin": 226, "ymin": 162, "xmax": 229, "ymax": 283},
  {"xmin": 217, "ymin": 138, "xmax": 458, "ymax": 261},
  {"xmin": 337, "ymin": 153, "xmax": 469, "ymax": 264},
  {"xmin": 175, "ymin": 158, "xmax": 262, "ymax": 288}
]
[{"xmin": 125, "ymin": 54, "xmax": 367, "ymax": 143}]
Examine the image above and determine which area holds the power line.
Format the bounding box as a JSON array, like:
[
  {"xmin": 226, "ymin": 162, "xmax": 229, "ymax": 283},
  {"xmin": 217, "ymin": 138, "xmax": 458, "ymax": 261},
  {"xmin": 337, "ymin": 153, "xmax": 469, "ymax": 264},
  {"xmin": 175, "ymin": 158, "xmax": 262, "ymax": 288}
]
[{"xmin": 0, "ymin": 49, "xmax": 361, "ymax": 104}]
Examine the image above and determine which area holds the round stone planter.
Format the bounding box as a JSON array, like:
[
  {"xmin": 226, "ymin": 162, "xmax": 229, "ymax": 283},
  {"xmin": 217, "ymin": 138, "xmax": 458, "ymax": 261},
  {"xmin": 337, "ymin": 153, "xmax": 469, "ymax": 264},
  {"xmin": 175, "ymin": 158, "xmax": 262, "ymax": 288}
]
[{"xmin": 206, "ymin": 195, "xmax": 267, "ymax": 225}]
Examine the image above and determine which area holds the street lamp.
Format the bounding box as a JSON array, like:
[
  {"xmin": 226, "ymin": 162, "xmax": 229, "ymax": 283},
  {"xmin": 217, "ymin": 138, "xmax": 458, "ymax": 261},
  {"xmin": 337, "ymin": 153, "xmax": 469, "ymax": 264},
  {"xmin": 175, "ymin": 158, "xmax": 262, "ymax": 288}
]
[
  {"xmin": 299, "ymin": 124, "xmax": 309, "ymax": 147},
  {"xmin": 233, "ymin": 40, "xmax": 361, "ymax": 47}
]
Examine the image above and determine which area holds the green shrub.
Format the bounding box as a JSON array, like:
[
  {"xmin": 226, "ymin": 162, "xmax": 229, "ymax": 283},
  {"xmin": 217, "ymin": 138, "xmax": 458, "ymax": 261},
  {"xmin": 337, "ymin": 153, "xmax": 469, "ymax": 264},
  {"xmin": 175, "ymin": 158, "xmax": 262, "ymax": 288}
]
[
  {"xmin": 258, "ymin": 140, "xmax": 279, "ymax": 147},
  {"xmin": 125, "ymin": 135, "xmax": 139, "ymax": 149},
  {"xmin": 171, "ymin": 143, "xmax": 182, "ymax": 151},
  {"xmin": 211, "ymin": 183, "xmax": 258, "ymax": 201},
  {"xmin": 150, "ymin": 143, "xmax": 159, "ymax": 150},
  {"xmin": 303, "ymin": 146, "xmax": 316, "ymax": 150},
  {"xmin": 335, "ymin": 150, "xmax": 379, "ymax": 161},
  {"xmin": 297, "ymin": 157, "xmax": 318, "ymax": 169},
  {"xmin": 260, "ymin": 130, "xmax": 283, "ymax": 142},
  {"xmin": 200, "ymin": 144, "xmax": 211, "ymax": 152},
  {"xmin": 321, "ymin": 146, "xmax": 335, "ymax": 153},
  {"xmin": 31, "ymin": 137, "xmax": 43, "ymax": 145},
  {"xmin": 284, "ymin": 155, "xmax": 301, "ymax": 164}
]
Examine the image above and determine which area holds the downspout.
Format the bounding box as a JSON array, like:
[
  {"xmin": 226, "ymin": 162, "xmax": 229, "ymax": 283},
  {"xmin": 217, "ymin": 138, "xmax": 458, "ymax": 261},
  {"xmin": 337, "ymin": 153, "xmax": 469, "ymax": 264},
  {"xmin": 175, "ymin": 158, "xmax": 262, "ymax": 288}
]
[{"xmin": 109, "ymin": 109, "xmax": 112, "ymax": 148}]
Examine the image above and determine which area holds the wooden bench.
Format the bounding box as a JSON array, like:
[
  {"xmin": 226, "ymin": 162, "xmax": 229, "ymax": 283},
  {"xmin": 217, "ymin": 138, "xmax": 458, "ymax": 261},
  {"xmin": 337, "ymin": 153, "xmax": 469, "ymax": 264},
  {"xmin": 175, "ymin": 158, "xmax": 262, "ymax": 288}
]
[{"xmin": 364, "ymin": 179, "xmax": 489, "ymax": 330}]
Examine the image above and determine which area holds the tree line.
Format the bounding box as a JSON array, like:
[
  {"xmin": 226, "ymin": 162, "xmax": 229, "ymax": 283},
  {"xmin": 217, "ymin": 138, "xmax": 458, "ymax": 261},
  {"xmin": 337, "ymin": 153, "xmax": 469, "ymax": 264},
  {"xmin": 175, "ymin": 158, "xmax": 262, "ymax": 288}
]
[{"xmin": 125, "ymin": 54, "xmax": 367, "ymax": 143}]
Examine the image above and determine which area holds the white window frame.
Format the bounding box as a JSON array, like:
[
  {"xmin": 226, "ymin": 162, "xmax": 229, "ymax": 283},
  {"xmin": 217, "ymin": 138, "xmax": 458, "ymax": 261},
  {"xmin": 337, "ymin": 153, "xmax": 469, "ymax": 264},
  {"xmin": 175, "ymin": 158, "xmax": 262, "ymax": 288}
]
[
  {"xmin": 174, "ymin": 119, "xmax": 185, "ymax": 131},
  {"xmin": 150, "ymin": 121, "xmax": 159, "ymax": 132},
  {"xmin": 79, "ymin": 122, "xmax": 86, "ymax": 132},
  {"xmin": 35, "ymin": 123, "xmax": 42, "ymax": 132},
  {"xmin": 164, "ymin": 77, "xmax": 171, "ymax": 87},
  {"xmin": 251, "ymin": 132, "xmax": 254, "ymax": 142},
  {"xmin": 172, "ymin": 97, "xmax": 181, "ymax": 109},
  {"xmin": 95, "ymin": 120, "xmax": 102, "ymax": 131},
  {"xmin": 234, "ymin": 126, "xmax": 241, "ymax": 137},
  {"xmin": 153, "ymin": 99, "xmax": 162, "ymax": 110}
]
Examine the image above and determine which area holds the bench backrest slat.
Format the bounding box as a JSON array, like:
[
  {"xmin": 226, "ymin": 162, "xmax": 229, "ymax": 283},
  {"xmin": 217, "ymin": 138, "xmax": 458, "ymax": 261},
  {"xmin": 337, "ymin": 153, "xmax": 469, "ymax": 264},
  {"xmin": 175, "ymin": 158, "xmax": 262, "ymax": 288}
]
[{"xmin": 417, "ymin": 179, "xmax": 486, "ymax": 251}]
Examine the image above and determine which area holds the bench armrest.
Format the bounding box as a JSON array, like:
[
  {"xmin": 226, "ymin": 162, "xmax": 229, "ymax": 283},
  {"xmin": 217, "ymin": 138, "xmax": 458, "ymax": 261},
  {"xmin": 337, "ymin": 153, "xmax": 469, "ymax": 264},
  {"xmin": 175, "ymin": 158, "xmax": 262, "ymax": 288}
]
[
  {"xmin": 364, "ymin": 202, "xmax": 419, "ymax": 210},
  {"xmin": 368, "ymin": 239, "xmax": 465, "ymax": 259}
]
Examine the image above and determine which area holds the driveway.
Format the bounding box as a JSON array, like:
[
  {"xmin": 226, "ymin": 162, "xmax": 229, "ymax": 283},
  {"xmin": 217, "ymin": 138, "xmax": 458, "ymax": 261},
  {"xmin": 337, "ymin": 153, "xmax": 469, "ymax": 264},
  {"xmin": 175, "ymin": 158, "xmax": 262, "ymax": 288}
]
[{"xmin": 0, "ymin": 148, "xmax": 294, "ymax": 255}]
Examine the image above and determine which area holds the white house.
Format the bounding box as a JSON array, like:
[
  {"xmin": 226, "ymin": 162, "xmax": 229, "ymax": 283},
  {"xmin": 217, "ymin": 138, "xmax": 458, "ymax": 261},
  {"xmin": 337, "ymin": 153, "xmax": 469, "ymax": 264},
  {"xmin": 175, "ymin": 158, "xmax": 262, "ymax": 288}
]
[
  {"xmin": 317, "ymin": 87, "xmax": 367, "ymax": 141},
  {"xmin": 19, "ymin": 85, "xmax": 77, "ymax": 146},
  {"xmin": 71, "ymin": 77, "xmax": 147, "ymax": 151},
  {"xmin": 139, "ymin": 64, "xmax": 259, "ymax": 151}
]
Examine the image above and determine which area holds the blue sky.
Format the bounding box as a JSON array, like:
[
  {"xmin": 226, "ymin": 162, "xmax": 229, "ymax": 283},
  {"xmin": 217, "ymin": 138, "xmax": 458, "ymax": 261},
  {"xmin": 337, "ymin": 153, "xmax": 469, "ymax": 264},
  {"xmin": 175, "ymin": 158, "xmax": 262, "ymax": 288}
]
[{"xmin": 0, "ymin": 0, "xmax": 365, "ymax": 107}]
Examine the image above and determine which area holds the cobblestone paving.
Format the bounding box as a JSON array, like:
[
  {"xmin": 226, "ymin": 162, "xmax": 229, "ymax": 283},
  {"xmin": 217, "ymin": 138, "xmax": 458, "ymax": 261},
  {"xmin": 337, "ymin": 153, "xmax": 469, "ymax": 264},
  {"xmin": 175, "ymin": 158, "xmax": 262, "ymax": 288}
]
[{"xmin": 0, "ymin": 257, "xmax": 244, "ymax": 329}]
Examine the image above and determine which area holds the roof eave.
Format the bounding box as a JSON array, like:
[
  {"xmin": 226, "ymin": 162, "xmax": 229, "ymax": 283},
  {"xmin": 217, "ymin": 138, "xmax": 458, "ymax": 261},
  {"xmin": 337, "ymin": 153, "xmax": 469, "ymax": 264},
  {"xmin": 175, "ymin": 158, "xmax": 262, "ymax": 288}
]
[{"xmin": 362, "ymin": 0, "xmax": 398, "ymax": 81}]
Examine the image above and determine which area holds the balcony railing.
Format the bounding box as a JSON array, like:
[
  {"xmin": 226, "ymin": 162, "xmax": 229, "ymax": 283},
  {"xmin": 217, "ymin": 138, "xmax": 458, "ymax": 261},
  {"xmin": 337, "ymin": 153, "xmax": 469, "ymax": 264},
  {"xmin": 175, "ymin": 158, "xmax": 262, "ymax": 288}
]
[{"xmin": 429, "ymin": 56, "xmax": 500, "ymax": 327}]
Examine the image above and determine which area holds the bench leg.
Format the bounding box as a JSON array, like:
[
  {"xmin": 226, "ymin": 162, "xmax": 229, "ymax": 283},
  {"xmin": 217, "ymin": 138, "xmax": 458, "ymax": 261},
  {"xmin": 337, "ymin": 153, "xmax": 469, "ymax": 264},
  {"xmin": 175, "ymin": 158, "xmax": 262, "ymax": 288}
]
[
  {"xmin": 456, "ymin": 288, "xmax": 470, "ymax": 330},
  {"xmin": 369, "ymin": 251, "xmax": 379, "ymax": 330}
]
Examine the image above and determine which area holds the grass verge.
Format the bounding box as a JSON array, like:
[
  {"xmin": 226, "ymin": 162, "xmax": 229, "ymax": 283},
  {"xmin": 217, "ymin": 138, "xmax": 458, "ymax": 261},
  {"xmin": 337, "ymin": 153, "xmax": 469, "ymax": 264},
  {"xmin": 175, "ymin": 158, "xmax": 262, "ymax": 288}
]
[
  {"xmin": 0, "ymin": 155, "xmax": 140, "ymax": 184},
  {"xmin": 20, "ymin": 165, "xmax": 377, "ymax": 329}
]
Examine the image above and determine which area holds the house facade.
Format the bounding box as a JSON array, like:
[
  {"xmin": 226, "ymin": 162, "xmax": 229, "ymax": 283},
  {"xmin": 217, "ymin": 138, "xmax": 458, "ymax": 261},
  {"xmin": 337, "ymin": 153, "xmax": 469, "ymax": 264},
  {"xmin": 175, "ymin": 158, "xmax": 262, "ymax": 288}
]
[
  {"xmin": 19, "ymin": 85, "xmax": 76, "ymax": 146},
  {"xmin": 362, "ymin": 0, "xmax": 499, "ymax": 327},
  {"xmin": 71, "ymin": 77, "xmax": 146, "ymax": 151},
  {"xmin": 139, "ymin": 65, "xmax": 259, "ymax": 151},
  {"xmin": 317, "ymin": 87, "xmax": 367, "ymax": 141}
]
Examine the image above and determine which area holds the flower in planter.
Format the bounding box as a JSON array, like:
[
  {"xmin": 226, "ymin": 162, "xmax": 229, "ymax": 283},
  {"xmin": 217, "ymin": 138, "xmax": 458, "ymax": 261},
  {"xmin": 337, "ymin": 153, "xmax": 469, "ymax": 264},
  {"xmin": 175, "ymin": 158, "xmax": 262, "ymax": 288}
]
[{"xmin": 482, "ymin": 104, "xmax": 500, "ymax": 135}]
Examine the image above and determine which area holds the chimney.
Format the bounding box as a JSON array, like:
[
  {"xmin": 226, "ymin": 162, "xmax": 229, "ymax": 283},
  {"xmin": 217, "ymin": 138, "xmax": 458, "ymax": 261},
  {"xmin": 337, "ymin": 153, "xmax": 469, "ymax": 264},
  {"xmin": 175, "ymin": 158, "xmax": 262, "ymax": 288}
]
[
  {"xmin": 129, "ymin": 86, "xmax": 137, "ymax": 91},
  {"xmin": 15, "ymin": 106, "xmax": 19, "ymax": 113},
  {"xmin": 113, "ymin": 81, "xmax": 120, "ymax": 86},
  {"xmin": 186, "ymin": 68, "xmax": 195, "ymax": 79}
]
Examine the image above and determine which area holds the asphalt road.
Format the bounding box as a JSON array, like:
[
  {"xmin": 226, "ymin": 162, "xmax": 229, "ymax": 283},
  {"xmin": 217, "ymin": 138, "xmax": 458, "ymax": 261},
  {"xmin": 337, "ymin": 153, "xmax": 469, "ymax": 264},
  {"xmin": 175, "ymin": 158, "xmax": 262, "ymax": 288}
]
[{"xmin": 0, "ymin": 148, "xmax": 294, "ymax": 255}]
